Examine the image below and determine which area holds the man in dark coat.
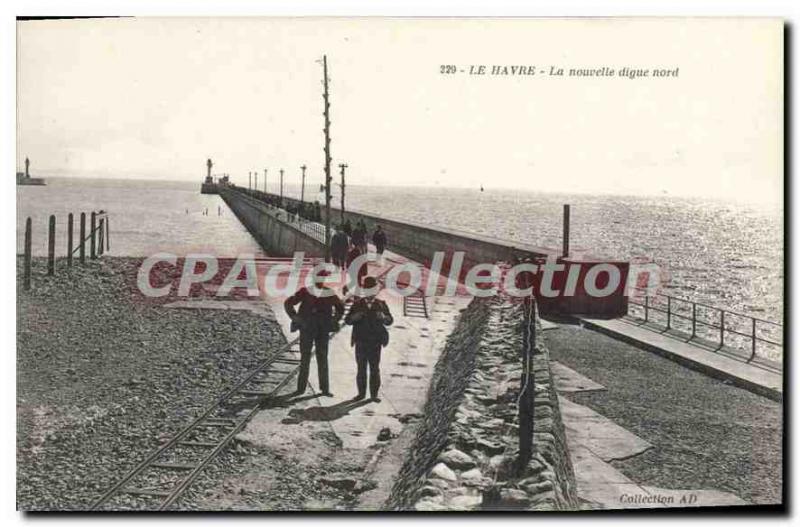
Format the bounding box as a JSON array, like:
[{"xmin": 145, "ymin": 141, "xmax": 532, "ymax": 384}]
[
  {"xmin": 350, "ymin": 223, "xmax": 366, "ymax": 254},
  {"xmin": 331, "ymin": 225, "xmax": 350, "ymax": 270},
  {"xmin": 372, "ymin": 225, "xmax": 387, "ymax": 263},
  {"xmin": 284, "ymin": 270, "xmax": 344, "ymax": 396},
  {"xmin": 355, "ymin": 220, "xmax": 369, "ymax": 253},
  {"xmin": 345, "ymin": 276, "xmax": 393, "ymax": 402}
]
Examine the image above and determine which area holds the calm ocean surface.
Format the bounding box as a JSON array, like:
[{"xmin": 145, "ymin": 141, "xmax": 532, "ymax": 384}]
[{"xmin": 17, "ymin": 177, "xmax": 783, "ymax": 329}]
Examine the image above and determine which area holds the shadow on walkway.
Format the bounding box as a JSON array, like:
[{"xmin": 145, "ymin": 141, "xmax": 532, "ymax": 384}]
[
  {"xmin": 262, "ymin": 392, "xmax": 321, "ymax": 408},
  {"xmin": 284, "ymin": 399, "xmax": 372, "ymax": 423}
]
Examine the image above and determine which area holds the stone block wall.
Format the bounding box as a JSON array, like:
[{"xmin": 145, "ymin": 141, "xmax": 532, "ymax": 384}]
[
  {"xmin": 385, "ymin": 297, "xmax": 491, "ymax": 509},
  {"xmin": 388, "ymin": 297, "xmax": 578, "ymax": 511},
  {"xmin": 220, "ymin": 189, "xmax": 325, "ymax": 258}
]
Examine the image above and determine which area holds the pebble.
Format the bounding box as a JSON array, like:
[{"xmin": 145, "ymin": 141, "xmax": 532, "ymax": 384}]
[
  {"xmin": 438, "ymin": 449, "xmax": 476, "ymax": 470},
  {"xmin": 447, "ymin": 493, "xmax": 483, "ymax": 510},
  {"xmin": 430, "ymin": 463, "xmax": 458, "ymax": 482},
  {"xmin": 498, "ymin": 488, "xmax": 531, "ymax": 508}
]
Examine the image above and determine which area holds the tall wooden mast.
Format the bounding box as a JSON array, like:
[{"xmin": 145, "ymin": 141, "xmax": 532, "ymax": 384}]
[{"xmin": 322, "ymin": 55, "xmax": 333, "ymax": 262}]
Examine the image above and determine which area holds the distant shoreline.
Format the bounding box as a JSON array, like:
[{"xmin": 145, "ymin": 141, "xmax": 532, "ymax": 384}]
[{"xmin": 16, "ymin": 175, "xmax": 783, "ymax": 208}]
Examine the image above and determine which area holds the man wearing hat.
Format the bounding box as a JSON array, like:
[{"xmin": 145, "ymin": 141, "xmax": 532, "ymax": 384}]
[
  {"xmin": 284, "ymin": 269, "xmax": 345, "ymax": 396},
  {"xmin": 345, "ymin": 276, "xmax": 394, "ymax": 402}
]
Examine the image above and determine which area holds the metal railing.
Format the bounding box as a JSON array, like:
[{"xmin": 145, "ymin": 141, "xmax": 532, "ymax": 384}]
[
  {"xmin": 628, "ymin": 288, "xmax": 782, "ymax": 363},
  {"xmin": 237, "ymin": 187, "xmax": 327, "ymax": 243}
]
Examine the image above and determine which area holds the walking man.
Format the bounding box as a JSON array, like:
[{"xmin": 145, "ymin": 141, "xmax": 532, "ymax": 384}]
[
  {"xmin": 372, "ymin": 225, "xmax": 387, "ymax": 264},
  {"xmin": 284, "ymin": 270, "xmax": 344, "ymax": 396},
  {"xmin": 345, "ymin": 276, "xmax": 393, "ymax": 402},
  {"xmin": 331, "ymin": 225, "xmax": 350, "ymax": 270},
  {"xmin": 356, "ymin": 220, "xmax": 369, "ymax": 254},
  {"xmin": 351, "ymin": 222, "xmax": 366, "ymax": 255}
]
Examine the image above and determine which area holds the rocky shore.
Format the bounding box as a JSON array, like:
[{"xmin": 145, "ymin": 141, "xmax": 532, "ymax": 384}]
[{"xmin": 17, "ymin": 257, "xmax": 285, "ymax": 510}]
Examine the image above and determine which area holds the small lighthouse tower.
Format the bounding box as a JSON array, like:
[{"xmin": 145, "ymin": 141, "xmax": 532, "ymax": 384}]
[{"xmin": 201, "ymin": 158, "xmax": 218, "ymax": 194}]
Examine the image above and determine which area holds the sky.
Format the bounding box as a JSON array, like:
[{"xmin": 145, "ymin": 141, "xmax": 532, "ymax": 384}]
[{"xmin": 17, "ymin": 17, "xmax": 783, "ymax": 204}]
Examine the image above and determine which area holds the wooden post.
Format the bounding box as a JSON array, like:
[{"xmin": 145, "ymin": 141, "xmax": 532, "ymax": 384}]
[
  {"xmin": 666, "ymin": 296, "xmax": 671, "ymax": 330},
  {"xmin": 98, "ymin": 217, "xmax": 105, "ymax": 256},
  {"xmin": 339, "ymin": 163, "xmax": 347, "ymax": 224},
  {"xmin": 106, "ymin": 215, "xmax": 110, "ymax": 251},
  {"xmin": 23, "ymin": 217, "xmax": 32, "ymax": 290},
  {"xmin": 90, "ymin": 212, "xmax": 97, "ymax": 259},
  {"xmin": 300, "ymin": 165, "xmax": 307, "ymax": 204},
  {"xmin": 280, "ymin": 169, "xmax": 284, "ymax": 205},
  {"xmin": 67, "ymin": 213, "xmax": 74, "ymax": 267},
  {"xmin": 47, "ymin": 215, "xmax": 55, "ymax": 275},
  {"xmin": 562, "ymin": 204, "xmax": 570, "ymax": 258},
  {"xmin": 80, "ymin": 212, "xmax": 86, "ymax": 263},
  {"xmin": 264, "ymin": 168, "xmax": 267, "ymax": 194},
  {"xmin": 254, "ymin": 171, "xmax": 258, "ymax": 193},
  {"xmin": 322, "ymin": 55, "xmax": 333, "ymax": 262}
]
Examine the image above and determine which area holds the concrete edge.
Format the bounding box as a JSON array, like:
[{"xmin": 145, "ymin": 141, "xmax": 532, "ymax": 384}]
[{"xmin": 577, "ymin": 318, "xmax": 782, "ymax": 403}]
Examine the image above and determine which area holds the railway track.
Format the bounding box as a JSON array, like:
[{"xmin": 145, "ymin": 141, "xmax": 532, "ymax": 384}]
[{"xmin": 91, "ymin": 337, "xmax": 302, "ymax": 511}]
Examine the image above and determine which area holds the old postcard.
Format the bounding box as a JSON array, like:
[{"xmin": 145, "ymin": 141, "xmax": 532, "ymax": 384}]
[{"xmin": 16, "ymin": 17, "xmax": 783, "ymax": 512}]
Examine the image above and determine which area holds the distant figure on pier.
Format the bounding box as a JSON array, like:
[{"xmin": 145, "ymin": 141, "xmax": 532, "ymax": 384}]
[
  {"xmin": 313, "ymin": 202, "xmax": 322, "ymax": 222},
  {"xmin": 284, "ymin": 270, "xmax": 344, "ymax": 397},
  {"xmin": 372, "ymin": 225, "xmax": 387, "ymax": 263},
  {"xmin": 351, "ymin": 221, "xmax": 367, "ymax": 255},
  {"xmin": 345, "ymin": 276, "xmax": 393, "ymax": 402},
  {"xmin": 331, "ymin": 226, "xmax": 350, "ymax": 270},
  {"xmin": 342, "ymin": 219, "xmax": 353, "ymax": 237}
]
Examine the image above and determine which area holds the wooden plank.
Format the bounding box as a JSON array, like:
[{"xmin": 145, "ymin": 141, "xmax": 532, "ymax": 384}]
[
  {"xmin": 47, "ymin": 215, "xmax": 55, "ymax": 275},
  {"xmin": 23, "ymin": 218, "xmax": 31, "ymax": 290}
]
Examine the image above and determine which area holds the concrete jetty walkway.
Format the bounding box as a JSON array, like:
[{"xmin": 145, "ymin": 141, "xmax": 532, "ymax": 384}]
[
  {"xmin": 577, "ymin": 316, "xmax": 782, "ymax": 401},
  {"xmin": 253, "ymin": 249, "xmax": 472, "ymax": 449},
  {"xmin": 552, "ymin": 363, "xmax": 746, "ymax": 509}
]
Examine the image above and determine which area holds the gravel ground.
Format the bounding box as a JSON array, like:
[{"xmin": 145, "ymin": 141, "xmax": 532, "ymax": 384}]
[
  {"xmin": 176, "ymin": 427, "xmax": 368, "ymax": 511},
  {"xmin": 17, "ymin": 257, "xmax": 286, "ymax": 511},
  {"xmin": 543, "ymin": 323, "xmax": 783, "ymax": 505}
]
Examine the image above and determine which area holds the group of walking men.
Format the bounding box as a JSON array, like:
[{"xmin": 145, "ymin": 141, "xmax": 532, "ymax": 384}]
[{"xmin": 331, "ymin": 220, "xmax": 388, "ymax": 273}]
